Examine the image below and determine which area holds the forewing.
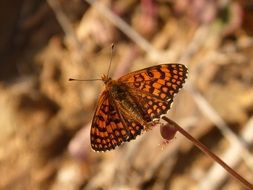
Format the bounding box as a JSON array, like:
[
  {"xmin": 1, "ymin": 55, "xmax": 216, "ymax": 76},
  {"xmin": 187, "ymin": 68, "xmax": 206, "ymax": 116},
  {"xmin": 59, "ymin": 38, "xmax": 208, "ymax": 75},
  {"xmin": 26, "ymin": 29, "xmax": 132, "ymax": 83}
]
[
  {"xmin": 119, "ymin": 64, "xmax": 188, "ymax": 100},
  {"xmin": 119, "ymin": 64, "xmax": 188, "ymax": 120}
]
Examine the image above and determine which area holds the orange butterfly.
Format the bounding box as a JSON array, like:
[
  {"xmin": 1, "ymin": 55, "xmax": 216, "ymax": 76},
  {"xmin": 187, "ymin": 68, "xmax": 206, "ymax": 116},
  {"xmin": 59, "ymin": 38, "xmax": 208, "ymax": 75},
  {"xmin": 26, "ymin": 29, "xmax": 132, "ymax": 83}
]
[{"xmin": 90, "ymin": 64, "xmax": 188, "ymax": 151}]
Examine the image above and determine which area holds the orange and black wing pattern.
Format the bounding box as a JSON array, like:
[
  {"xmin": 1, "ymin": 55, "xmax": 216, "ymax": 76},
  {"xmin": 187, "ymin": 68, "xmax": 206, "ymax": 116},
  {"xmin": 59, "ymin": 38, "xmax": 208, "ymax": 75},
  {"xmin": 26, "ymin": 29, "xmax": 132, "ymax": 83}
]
[
  {"xmin": 119, "ymin": 64, "xmax": 188, "ymax": 120},
  {"xmin": 91, "ymin": 64, "xmax": 188, "ymax": 151},
  {"xmin": 90, "ymin": 91, "xmax": 144, "ymax": 151}
]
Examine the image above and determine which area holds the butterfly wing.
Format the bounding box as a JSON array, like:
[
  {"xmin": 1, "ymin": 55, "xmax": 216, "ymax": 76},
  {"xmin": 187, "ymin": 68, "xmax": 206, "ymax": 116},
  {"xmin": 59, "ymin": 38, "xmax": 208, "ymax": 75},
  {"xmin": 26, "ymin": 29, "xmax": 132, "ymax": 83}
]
[
  {"xmin": 90, "ymin": 90, "xmax": 144, "ymax": 151},
  {"xmin": 119, "ymin": 64, "xmax": 188, "ymax": 120},
  {"xmin": 91, "ymin": 64, "xmax": 188, "ymax": 151}
]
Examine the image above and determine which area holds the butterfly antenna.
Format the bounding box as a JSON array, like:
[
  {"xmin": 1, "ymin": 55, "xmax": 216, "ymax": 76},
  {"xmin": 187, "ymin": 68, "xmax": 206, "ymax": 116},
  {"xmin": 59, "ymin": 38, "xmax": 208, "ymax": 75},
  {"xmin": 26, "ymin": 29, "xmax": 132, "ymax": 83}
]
[
  {"xmin": 69, "ymin": 78, "xmax": 102, "ymax": 82},
  {"xmin": 107, "ymin": 43, "xmax": 115, "ymax": 77}
]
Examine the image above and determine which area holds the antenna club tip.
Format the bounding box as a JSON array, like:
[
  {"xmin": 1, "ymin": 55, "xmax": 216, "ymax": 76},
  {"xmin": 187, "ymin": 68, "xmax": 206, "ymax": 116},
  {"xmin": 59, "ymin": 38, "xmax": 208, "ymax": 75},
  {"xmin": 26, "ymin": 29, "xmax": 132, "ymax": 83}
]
[{"xmin": 69, "ymin": 78, "xmax": 74, "ymax": 81}]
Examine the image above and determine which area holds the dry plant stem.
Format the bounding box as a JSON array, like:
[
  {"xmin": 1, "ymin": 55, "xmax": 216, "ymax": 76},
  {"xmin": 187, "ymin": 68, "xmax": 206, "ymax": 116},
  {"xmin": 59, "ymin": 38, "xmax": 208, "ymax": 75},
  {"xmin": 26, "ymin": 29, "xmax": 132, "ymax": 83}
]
[
  {"xmin": 162, "ymin": 116, "xmax": 253, "ymax": 190},
  {"xmin": 199, "ymin": 116, "xmax": 253, "ymax": 189},
  {"xmin": 179, "ymin": 25, "xmax": 253, "ymax": 171},
  {"xmin": 188, "ymin": 86, "xmax": 253, "ymax": 171}
]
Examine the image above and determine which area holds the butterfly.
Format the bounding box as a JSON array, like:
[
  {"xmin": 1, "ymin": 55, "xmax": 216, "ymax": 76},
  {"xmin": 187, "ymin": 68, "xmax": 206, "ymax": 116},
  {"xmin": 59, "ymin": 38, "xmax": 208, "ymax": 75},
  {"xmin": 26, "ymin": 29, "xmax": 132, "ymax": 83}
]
[{"xmin": 90, "ymin": 64, "xmax": 188, "ymax": 151}]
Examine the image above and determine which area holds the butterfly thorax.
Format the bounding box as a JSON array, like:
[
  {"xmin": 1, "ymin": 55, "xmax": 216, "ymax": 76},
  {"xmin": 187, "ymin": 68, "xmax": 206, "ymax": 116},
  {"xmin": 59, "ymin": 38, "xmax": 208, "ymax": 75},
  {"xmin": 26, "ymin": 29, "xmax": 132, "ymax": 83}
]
[{"xmin": 106, "ymin": 80, "xmax": 147, "ymax": 126}]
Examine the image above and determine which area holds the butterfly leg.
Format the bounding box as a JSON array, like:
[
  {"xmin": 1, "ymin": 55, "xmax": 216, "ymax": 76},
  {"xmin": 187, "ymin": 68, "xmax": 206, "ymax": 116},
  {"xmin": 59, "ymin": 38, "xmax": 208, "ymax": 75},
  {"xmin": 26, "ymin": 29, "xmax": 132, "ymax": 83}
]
[{"xmin": 145, "ymin": 119, "xmax": 160, "ymax": 132}]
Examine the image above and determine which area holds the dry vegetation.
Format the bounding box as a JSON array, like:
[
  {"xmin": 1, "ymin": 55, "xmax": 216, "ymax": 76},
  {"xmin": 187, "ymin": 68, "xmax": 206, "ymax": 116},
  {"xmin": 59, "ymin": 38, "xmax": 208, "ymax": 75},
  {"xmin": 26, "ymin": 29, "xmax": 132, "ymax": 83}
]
[{"xmin": 0, "ymin": 0, "xmax": 253, "ymax": 190}]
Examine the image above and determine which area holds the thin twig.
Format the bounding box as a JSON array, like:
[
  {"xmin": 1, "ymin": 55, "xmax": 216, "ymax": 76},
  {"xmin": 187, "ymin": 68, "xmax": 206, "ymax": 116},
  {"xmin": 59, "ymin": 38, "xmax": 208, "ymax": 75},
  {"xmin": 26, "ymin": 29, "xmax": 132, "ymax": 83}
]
[
  {"xmin": 176, "ymin": 12, "xmax": 253, "ymax": 172},
  {"xmin": 162, "ymin": 116, "xmax": 253, "ymax": 190},
  {"xmin": 188, "ymin": 85, "xmax": 253, "ymax": 170},
  {"xmin": 198, "ymin": 117, "xmax": 253, "ymax": 189}
]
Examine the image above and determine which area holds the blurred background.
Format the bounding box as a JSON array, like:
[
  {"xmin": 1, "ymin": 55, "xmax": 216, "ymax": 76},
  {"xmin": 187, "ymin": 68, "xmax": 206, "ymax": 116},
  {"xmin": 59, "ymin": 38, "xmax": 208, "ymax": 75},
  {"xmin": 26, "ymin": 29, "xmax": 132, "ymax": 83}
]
[{"xmin": 0, "ymin": 0, "xmax": 253, "ymax": 189}]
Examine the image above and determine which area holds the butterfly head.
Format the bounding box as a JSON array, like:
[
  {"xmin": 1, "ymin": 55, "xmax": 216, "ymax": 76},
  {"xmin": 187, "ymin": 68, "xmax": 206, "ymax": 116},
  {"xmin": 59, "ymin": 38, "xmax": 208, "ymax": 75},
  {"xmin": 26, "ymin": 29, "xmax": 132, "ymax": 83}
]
[{"xmin": 101, "ymin": 74, "xmax": 112, "ymax": 84}]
